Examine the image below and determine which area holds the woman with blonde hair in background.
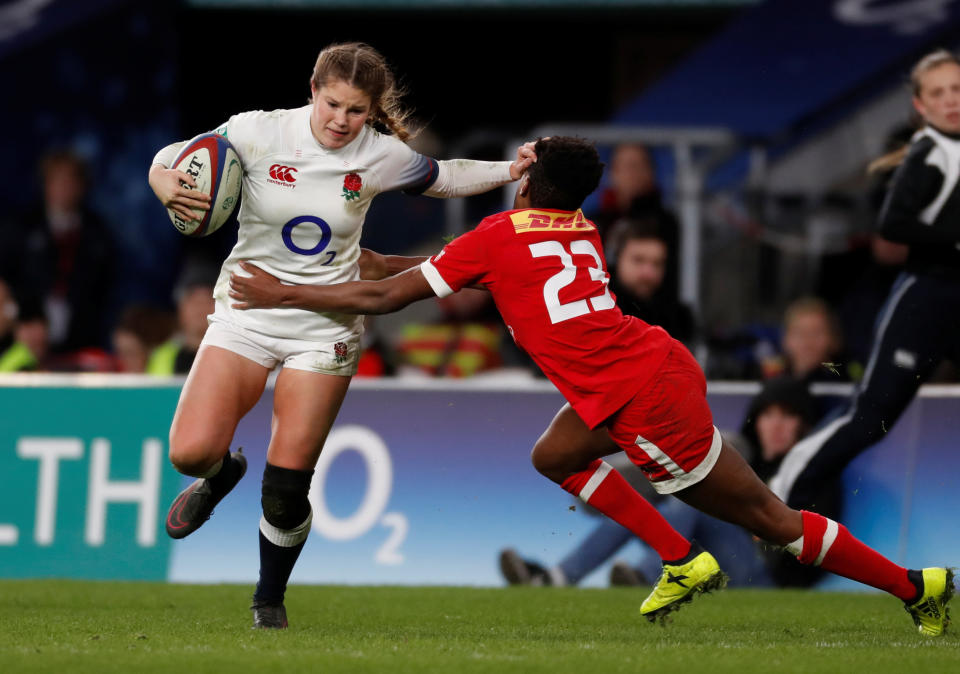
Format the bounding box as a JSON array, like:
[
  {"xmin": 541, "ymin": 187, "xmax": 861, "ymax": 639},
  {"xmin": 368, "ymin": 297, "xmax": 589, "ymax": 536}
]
[{"xmin": 771, "ymin": 50, "xmax": 960, "ymax": 548}]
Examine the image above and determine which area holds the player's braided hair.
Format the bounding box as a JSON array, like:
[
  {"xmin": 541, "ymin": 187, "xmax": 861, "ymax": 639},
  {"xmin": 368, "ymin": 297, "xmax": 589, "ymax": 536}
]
[
  {"xmin": 527, "ymin": 137, "xmax": 604, "ymax": 211},
  {"xmin": 311, "ymin": 42, "xmax": 414, "ymax": 141}
]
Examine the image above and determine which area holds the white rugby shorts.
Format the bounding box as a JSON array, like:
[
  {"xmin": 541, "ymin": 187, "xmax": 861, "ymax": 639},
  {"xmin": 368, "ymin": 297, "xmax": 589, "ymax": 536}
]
[{"xmin": 202, "ymin": 307, "xmax": 360, "ymax": 376}]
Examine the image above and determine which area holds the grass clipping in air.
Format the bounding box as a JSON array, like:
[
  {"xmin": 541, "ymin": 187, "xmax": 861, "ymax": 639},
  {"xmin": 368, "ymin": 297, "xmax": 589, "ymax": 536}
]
[{"xmin": 1, "ymin": 580, "xmax": 957, "ymax": 673}]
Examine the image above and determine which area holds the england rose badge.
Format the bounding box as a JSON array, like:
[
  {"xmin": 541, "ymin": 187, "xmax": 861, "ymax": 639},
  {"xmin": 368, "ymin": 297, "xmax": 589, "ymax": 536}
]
[{"xmin": 342, "ymin": 173, "xmax": 362, "ymax": 201}]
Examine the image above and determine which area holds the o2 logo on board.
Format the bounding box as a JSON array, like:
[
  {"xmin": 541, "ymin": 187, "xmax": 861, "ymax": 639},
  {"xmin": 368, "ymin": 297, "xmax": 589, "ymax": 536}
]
[
  {"xmin": 281, "ymin": 215, "xmax": 337, "ymax": 265},
  {"xmin": 309, "ymin": 425, "xmax": 407, "ymax": 564}
]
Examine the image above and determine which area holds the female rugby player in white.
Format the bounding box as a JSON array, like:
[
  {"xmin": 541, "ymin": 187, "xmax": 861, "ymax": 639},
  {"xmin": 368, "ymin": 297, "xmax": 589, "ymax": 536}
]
[{"xmin": 148, "ymin": 42, "xmax": 536, "ymax": 629}]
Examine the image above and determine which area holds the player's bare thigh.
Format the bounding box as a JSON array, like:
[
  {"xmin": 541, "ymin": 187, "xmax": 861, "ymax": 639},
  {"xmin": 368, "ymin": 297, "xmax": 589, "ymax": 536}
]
[
  {"xmin": 532, "ymin": 404, "xmax": 804, "ymax": 546},
  {"xmin": 266, "ymin": 368, "xmax": 352, "ymax": 471},
  {"xmin": 673, "ymin": 440, "xmax": 802, "ymax": 545},
  {"xmin": 169, "ymin": 343, "xmax": 271, "ymax": 475},
  {"xmin": 531, "ymin": 403, "xmax": 619, "ymax": 483}
]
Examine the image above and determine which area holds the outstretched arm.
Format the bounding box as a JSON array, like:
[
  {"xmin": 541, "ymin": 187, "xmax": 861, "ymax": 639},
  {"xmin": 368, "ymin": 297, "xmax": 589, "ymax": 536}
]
[
  {"xmin": 229, "ymin": 262, "xmax": 435, "ymax": 315},
  {"xmin": 421, "ymin": 142, "xmax": 537, "ymax": 198},
  {"xmin": 357, "ymin": 248, "xmax": 428, "ymax": 280}
]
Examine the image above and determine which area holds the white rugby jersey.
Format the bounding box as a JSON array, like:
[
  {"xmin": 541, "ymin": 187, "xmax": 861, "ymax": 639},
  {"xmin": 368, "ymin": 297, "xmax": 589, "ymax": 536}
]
[{"xmin": 208, "ymin": 105, "xmax": 440, "ymax": 343}]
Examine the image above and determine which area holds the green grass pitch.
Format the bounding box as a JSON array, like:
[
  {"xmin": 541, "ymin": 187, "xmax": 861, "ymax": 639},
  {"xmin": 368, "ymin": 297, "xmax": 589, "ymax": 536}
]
[{"xmin": 1, "ymin": 581, "xmax": 958, "ymax": 673}]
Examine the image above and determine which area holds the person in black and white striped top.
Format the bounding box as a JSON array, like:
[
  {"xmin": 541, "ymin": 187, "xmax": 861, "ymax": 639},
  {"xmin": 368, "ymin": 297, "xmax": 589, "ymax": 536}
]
[{"xmin": 772, "ymin": 49, "xmax": 960, "ymax": 513}]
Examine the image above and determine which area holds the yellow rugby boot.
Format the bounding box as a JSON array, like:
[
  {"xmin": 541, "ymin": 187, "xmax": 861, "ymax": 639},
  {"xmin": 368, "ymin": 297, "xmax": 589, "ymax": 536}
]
[
  {"xmin": 904, "ymin": 567, "xmax": 954, "ymax": 636},
  {"xmin": 640, "ymin": 542, "xmax": 728, "ymax": 624}
]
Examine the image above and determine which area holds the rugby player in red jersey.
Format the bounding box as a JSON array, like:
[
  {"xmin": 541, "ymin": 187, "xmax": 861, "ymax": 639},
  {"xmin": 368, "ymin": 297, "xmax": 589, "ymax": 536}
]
[{"xmin": 229, "ymin": 137, "xmax": 952, "ymax": 634}]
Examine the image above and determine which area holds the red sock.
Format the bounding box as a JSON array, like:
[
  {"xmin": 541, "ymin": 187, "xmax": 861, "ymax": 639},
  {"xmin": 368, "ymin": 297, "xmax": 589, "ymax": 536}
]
[
  {"xmin": 796, "ymin": 510, "xmax": 916, "ymax": 600},
  {"xmin": 561, "ymin": 459, "xmax": 690, "ymax": 561}
]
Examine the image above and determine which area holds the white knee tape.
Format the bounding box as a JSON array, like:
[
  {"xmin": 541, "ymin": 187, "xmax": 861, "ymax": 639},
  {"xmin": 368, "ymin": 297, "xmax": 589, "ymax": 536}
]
[{"xmin": 259, "ymin": 509, "xmax": 313, "ymax": 548}]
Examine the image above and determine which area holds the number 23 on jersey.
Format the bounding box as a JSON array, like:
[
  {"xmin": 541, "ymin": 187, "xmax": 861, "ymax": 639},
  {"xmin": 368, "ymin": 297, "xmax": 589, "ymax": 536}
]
[{"xmin": 529, "ymin": 239, "xmax": 615, "ymax": 324}]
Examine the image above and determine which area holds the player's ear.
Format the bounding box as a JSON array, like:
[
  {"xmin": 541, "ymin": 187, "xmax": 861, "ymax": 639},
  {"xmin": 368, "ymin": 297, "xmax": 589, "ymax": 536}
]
[{"xmin": 912, "ymin": 95, "xmax": 927, "ymax": 118}]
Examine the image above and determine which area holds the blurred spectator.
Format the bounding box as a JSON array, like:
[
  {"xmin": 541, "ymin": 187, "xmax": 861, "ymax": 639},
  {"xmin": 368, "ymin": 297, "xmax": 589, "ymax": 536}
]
[
  {"xmin": 112, "ymin": 305, "xmax": 177, "ymax": 373},
  {"xmin": 739, "ymin": 377, "xmax": 840, "ymax": 587},
  {"xmin": 396, "ymin": 288, "xmax": 504, "ymax": 377},
  {"xmin": 0, "ymin": 279, "xmax": 29, "ymax": 371},
  {"xmin": 0, "ymin": 279, "xmax": 15, "ymax": 344},
  {"xmin": 591, "ymin": 143, "xmax": 680, "ymax": 301},
  {"xmin": 146, "ymin": 261, "xmax": 217, "ymax": 375},
  {"xmin": 0, "ymin": 297, "xmax": 49, "ymax": 372},
  {"xmin": 355, "ymin": 317, "xmax": 394, "ymax": 378},
  {"xmin": 757, "ymin": 297, "xmax": 849, "ymax": 384},
  {"xmin": 499, "ymin": 378, "xmax": 827, "ymax": 589},
  {"xmin": 0, "ymin": 150, "xmax": 115, "ymax": 354},
  {"xmin": 739, "ymin": 377, "xmax": 821, "ymax": 482},
  {"xmin": 608, "ymin": 217, "xmax": 696, "ymax": 345}
]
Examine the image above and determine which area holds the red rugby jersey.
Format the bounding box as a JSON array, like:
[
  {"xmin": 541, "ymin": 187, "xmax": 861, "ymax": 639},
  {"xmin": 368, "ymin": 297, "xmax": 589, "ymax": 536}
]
[{"xmin": 420, "ymin": 208, "xmax": 674, "ymax": 428}]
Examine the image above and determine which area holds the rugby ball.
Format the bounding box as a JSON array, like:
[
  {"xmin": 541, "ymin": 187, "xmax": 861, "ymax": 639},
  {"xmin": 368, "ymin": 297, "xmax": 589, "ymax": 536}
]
[{"xmin": 168, "ymin": 132, "xmax": 242, "ymax": 237}]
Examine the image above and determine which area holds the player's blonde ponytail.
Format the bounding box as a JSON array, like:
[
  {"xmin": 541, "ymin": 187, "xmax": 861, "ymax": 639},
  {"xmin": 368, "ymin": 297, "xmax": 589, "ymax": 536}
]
[
  {"xmin": 868, "ymin": 49, "xmax": 960, "ymax": 174},
  {"xmin": 867, "ymin": 146, "xmax": 910, "ymax": 175},
  {"xmin": 311, "ymin": 42, "xmax": 414, "ymax": 142}
]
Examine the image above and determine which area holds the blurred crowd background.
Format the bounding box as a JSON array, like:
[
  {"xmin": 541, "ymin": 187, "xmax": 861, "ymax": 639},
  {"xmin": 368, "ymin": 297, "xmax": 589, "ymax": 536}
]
[{"xmin": 1, "ymin": 0, "xmax": 958, "ymax": 387}]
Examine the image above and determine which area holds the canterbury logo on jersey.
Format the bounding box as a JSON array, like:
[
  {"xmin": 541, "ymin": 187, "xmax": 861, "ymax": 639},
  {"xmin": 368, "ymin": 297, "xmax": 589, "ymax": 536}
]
[
  {"xmin": 268, "ymin": 164, "xmax": 298, "ymax": 187},
  {"xmin": 509, "ymin": 209, "xmax": 594, "ymax": 233}
]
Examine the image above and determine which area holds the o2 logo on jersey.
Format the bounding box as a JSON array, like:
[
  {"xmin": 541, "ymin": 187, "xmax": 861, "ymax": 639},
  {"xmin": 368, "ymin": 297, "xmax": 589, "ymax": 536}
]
[{"xmin": 281, "ymin": 215, "xmax": 337, "ymax": 265}]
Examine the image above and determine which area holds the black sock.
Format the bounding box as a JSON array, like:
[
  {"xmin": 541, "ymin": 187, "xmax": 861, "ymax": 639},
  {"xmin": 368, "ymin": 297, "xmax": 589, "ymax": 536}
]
[
  {"xmin": 253, "ymin": 531, "xmax": 306, "ymax": 605},
  {"xmin": 206, "ymin": 453, "xmax": 241, "ymax": 498},
  {"xmin": 906, "ymin": 569, "xmax": 925, "ymax": 604},
  {"xmin": 664, "ymin": 539, "xmax": 703, "ymax": 566}
]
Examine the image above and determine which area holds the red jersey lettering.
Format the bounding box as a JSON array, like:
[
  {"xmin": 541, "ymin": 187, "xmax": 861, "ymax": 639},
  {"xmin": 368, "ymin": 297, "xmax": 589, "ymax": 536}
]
[{"xmin": 420, "ymin": 208, "xmax": 673, "ymax": 428}]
